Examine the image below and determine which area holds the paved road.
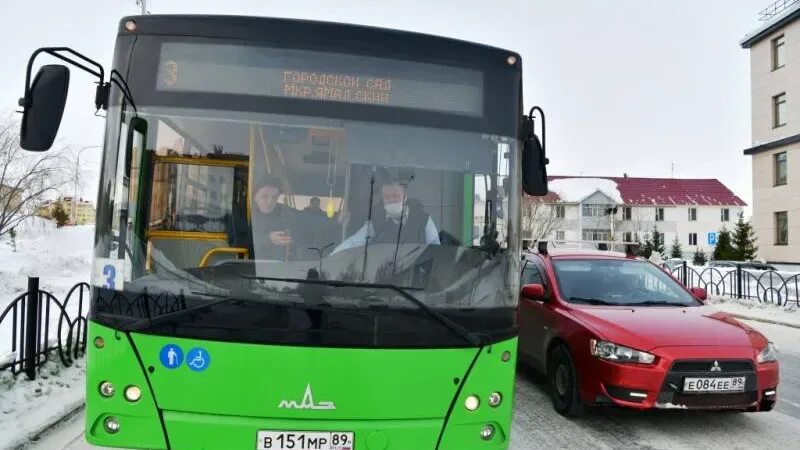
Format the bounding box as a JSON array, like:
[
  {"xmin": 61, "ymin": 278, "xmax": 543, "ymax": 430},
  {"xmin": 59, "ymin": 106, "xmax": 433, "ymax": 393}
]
[{"xmin": 26, "ymin": 320, "xmax": 800, "ymax": 450}]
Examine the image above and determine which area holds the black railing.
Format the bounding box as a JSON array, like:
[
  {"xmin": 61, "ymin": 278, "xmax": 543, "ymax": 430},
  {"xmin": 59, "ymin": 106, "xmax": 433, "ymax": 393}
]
[
  {"xmin": 0, "ymin": 278, "xmax": 89, "ymax": 380},
  {"xmin": 665, "ymin": 262, "xmax": 800, "ymax": 307}
]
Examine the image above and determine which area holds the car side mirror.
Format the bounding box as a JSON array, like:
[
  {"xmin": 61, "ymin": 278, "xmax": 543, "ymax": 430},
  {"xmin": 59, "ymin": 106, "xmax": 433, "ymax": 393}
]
[
  {"xmin": 19, "ymin": 64, "xmax": 70, "ymax": 151},
  {"xmin": 690, "ymin": 287, "xmax": 707, "ymax": 301},
  {"xmin": 521, "ymin": 283, "xmax": 546, "ymax": 301}
]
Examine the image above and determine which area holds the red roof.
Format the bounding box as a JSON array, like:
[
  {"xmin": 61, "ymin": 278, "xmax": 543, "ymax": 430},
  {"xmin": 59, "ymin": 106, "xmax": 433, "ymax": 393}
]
[{"xmin": 539, "ymin": 176, "xmax": 746, "ymax": 206}]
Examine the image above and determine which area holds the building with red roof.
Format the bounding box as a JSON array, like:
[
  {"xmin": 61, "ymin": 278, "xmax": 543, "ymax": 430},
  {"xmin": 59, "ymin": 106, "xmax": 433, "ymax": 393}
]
[{"xmin": 522, "ymin": 176, "xmax": 746, "ymax": 258}]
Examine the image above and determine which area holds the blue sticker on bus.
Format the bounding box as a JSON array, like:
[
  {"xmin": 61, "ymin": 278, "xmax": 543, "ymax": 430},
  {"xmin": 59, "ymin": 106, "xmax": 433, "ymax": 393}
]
[
  {"xmin": 159, "ymin": 344, "xmax": 183, "ymax": 369},
  {"xmin": 186, "ymin": 347, "xmax": 210, "ymax": 372}
]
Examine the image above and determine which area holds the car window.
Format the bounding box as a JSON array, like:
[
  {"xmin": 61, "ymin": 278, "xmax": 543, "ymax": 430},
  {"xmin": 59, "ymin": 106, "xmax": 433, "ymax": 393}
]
[
  {"xmin": 552, "ymin": 259, "xmax": 699, "ymax": 307},
  {"xmin": 522, "ymin": 262, "xmax": 544, "ymax": 286}
]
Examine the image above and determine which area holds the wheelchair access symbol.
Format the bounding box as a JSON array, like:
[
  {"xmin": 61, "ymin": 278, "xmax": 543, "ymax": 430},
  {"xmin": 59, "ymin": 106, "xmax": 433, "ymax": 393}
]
[{"xmin": 186, "ymin": 347, "xmax": 211, "ymax": 372}]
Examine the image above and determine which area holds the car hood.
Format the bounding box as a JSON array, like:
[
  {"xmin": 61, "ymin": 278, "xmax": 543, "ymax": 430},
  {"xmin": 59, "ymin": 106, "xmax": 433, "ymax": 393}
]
[{"xmin": 568, "ymin": 304, "xmax": 766, "ymax": 351}]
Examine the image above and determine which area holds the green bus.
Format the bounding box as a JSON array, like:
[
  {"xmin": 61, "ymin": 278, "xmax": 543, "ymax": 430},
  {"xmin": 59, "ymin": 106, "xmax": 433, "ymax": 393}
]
[{"xmin": 18, "ymin": 14, "xmax": 548, "ymax": 450}]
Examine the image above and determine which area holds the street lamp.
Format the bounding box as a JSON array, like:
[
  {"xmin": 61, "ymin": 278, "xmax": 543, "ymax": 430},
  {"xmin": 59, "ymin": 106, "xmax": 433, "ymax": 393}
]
[{"xmin": 72, "ymin": 145, "xmax": 101, "ymax": 225}]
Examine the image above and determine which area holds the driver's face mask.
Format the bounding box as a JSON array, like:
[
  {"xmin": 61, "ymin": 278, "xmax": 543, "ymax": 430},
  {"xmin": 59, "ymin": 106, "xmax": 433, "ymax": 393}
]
[{"xmin": 384, "ymin": 202, "xmax": 405, "ymax": 220}]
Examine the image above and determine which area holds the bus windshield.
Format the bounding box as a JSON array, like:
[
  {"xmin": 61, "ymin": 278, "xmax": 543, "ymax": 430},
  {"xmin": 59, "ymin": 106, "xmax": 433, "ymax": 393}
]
[{"xmin": 92, "ymin": 105, "xmax": 519, "ymax": 347}]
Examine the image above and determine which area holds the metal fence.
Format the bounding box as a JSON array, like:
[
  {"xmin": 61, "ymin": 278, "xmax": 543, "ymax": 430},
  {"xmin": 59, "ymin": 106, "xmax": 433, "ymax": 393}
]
[
  {"xmin": 665, "ymin": 262, "xmax": 800, "ymax": 307},
  {"xmin": 0, "ymin": 278, "xmax": 89, "ymax": 380}
]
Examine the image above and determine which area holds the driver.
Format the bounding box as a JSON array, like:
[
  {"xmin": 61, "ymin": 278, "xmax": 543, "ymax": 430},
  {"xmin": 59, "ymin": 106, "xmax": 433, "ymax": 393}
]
[
  {"xmin": 250, "ymin": 174, "xmax": 297, "ymax": 259},
  {"xmin": 333, "ymin": 170, "xmax": 440, "ymax": 253}
]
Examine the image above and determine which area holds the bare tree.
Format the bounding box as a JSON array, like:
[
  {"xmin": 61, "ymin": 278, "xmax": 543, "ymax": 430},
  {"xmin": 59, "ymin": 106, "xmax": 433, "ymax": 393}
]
[
  {"xmin": 0, "ymin": 114, "xmax": 71, "ymax": 238},
  {"xmin": 521, "ymin": 196, "xmax": 564, "ymax": 242}
]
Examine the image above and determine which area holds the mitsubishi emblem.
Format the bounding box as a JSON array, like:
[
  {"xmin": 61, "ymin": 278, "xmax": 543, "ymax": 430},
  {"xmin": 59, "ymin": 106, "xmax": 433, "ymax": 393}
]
[{"xmin": 710, "ymin": 361, "xmax": 722, "ymax": 372}]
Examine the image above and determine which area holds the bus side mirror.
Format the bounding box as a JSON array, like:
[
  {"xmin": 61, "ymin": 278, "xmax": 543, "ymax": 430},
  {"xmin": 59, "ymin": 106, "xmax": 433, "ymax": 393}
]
[
  {"xmin": 522, "ymin": 133, "xmax": 548, "ymax": 196},
  {"xmin": 19, "ymin": 64, "xmax": 70, "ymax": 151}
]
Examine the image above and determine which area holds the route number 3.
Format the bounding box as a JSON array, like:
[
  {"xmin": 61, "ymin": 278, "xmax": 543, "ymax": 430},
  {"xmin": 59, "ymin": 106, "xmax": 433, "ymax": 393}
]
[{"xmin": 102, "ymin": 264, "xmax": 116, "ymax": 289}]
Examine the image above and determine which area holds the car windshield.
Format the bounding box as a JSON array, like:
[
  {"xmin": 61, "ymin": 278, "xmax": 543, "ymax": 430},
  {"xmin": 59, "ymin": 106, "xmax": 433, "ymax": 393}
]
[{"xmin": 552, "ymin": 259, "xmax": 700, "ymax": 307}]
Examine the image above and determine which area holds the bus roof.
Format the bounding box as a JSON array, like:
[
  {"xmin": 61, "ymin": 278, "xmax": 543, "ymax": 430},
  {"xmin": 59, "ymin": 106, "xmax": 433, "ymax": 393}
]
[{"xmin": 118, "ymin": 14, "xmax": 521, "ymax": 64}]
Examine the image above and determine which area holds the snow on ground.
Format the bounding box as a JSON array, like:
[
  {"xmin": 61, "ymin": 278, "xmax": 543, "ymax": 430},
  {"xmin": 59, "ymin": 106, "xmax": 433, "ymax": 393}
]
[
  {"xmin": 709, "ymin": 295, "xmax": 800, "ymax": 327},
  {"xmin": 0, "ymin": 358, "xmax": 85, "ymax": 450},
  {"xmin": 548, "ymin": 177, "xmax": 623, "ymax": 204},
  {"xmin": 0, "ymin": 219, "xmax": 94, "ymax": 364}
]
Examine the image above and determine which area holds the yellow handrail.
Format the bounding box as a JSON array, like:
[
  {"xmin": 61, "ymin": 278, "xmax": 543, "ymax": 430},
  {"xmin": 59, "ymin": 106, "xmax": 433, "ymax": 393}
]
[{"xmin": 198, "ymin": 247, "xmax": 249, "ymax": 268}]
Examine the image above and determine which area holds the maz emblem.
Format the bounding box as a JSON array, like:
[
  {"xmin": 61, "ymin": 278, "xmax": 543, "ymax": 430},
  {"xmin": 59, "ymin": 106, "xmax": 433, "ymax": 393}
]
[
  {"xmin": 278, "ymin": 384, "xmax": 336, "ymax": 410},
  {"xmin": 710, "ymin": 361, "xmax": 722, "ymax": 372}
]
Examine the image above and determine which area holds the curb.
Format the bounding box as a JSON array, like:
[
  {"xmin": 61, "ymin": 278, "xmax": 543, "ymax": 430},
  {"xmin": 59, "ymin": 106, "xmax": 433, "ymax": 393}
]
[{"xmin": 727, "ymin": 313, "xmax": 800, "ymax": 330}]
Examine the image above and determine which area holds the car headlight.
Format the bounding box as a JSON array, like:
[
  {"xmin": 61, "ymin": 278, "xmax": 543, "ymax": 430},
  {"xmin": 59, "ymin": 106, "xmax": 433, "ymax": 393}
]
[
  {"xmin": 758, "ymin": 342, "xmax": 778, "ymax": 363},
  {"xmin": 590, "ymin": 339, "xmax": 655, "ymax": 364}
]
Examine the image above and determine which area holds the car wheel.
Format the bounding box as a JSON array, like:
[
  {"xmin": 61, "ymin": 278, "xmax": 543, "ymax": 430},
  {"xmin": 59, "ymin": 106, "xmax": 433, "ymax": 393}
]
[{"xmin": 548, "ymin": 344, "xmax": 585, "ymax": 417}]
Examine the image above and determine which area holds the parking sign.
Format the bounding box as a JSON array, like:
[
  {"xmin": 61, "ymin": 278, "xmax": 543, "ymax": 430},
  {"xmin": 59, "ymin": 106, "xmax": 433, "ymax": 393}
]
[{"xmin": 708, "ymin": 232, "xmax": 717, "ymax": 245}]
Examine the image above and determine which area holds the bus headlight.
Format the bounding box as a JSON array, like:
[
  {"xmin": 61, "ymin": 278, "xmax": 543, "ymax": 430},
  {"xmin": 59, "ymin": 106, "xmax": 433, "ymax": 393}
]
[
  {"xmin": 488, "ymin": 392, "xmax": 502, "ymax": 407},
  {"xmin": 124, "ymin": 385, "xmax": 142, "ymax": 402},
  {"xmin": 464, "ymin": 395, "xmax": 480, "ymax": 411},
  {"xmin": 99, "ymin": 381, "xmax": 115, "ymax": 397},
  {"xmin": 104, "ymin": 416, "xmax": 120, "ymax": 434},
  {"xmin": 480, "ymin": 424, "xmax": 495, "ymax": 440}
]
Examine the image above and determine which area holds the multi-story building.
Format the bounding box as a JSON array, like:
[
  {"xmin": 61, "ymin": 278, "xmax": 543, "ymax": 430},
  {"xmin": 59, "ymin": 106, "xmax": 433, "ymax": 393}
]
[
  {"xmin": 523, "ymin": 176, "xmax": 746, "ymax": 257},
  {"xmin": 741, "ymin": 0, "xmax": 800, "ymax": 264},
  {"xmin": 38, "ymin": 197, "xmax": 96, "ymax": 225}
]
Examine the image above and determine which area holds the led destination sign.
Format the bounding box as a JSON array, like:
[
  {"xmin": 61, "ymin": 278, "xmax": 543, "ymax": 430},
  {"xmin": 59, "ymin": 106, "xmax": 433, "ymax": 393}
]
[{"xmin": 156, "ymin": 42, "xmax": 483, "ymax": 116}]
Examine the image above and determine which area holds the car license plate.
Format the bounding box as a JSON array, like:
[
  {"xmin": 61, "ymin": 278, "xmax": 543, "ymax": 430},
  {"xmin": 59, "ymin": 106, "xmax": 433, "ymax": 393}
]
[
  {"xmin": 256, "ymin": 431, "xmax": 354, "ymax": 450},
  {"xmin": 683, "ymin": 376, "xmax": 746, "ymax": 393}
]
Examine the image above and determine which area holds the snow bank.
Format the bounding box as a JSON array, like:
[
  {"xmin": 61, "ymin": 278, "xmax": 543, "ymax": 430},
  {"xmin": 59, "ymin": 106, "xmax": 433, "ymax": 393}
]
[
  {"xmin": 0, "ymin": 358, "xmax": 84, "ymax": 450},
  {"xmin": 0, "ymin": 220, "xmax": 94, "ymax": 359},
  {"xmin": 709, "ymin": 296, "xmax": 800, "ymax": 328},
  {"xmin": 548, "ymin": 177, "xmax": 623, "ymax": 204}
]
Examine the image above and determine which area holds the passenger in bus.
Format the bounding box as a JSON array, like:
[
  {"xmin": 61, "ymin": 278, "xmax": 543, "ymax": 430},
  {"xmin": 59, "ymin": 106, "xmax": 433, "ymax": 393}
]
[
  {"xmin": 250, "ymin": 174, "xmax": 298, "ymax": 259},
  {"xmin": 333, "ymin": 172, "xmax": 440, "ymax": 253},
  {"xmin": 296, "ymin": 196, "xmax": 339, "ymax": 258}
]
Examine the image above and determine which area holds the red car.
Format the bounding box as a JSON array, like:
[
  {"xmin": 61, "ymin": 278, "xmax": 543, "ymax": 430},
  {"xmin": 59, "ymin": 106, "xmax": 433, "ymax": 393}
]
[{"xmin": 518, "ymin": 246, "xmax": 780, "ymax": 416}]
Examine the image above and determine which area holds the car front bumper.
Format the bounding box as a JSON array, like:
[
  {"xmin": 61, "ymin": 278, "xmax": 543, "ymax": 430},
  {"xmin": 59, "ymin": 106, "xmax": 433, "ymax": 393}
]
[{"xmin": 582, "ymin": 346, "xmax": 779, "ymax": 411}]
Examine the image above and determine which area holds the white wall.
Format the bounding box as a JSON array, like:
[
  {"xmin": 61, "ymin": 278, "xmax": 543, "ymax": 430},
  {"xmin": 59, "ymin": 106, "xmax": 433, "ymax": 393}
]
[{"xmin": 541, "ymin": 202, "xmax": 744, "ymax": 257}]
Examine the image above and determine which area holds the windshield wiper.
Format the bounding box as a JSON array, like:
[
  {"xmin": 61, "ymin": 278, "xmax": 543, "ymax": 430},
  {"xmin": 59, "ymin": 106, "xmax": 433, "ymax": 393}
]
[
  {"xmin": 568, "ymin": 297, "xmax": 618, "ymax": 306},
  {"xmin": 243, "ymin": 275, "xmax": 482, "ymax": 346},
  {"xmin": 629, "ymin": 300, "xmax": 691, "ymax": 307},
  {"xmin": 120, "ymin": 293, "xmax": 236, "ymax": 332}
]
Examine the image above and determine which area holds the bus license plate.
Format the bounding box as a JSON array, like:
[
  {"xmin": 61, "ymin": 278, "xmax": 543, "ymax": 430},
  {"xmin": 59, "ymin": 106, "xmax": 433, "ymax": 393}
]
[
  {"xmin": 683, "ymin": 376, "xmax": 746, "ymax": 393},
  {"xmin": 257, "ymin": 431, "xmax": 354, "ymax": 450}
]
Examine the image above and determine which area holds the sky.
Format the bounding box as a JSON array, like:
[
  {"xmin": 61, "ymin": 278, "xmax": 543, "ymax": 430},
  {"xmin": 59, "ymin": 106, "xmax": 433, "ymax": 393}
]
[{"xmin": 0, "ymin": 0, "xmax": 771, "ymax": 213}]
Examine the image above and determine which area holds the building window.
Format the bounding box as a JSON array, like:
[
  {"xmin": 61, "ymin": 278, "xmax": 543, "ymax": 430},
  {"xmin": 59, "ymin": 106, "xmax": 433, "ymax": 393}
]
[
  {"xmin": 775, "ymin": 152, "xmax": 787, "ymax": 186},
  {"xmin": 582, "ymin": 204, "xmax": 609, "ymax": 217},
  {"xmin": 655, "ymin": 208, "xmax": 664, "ymax": 222},
  {"xmin": 554, "ymin": 204, "xmax": 565, "ymax": 219},
  {"xmin": 773, "ymin": 93, "xmax": 787, "ymax": 128},
  {"xmin": 689, "ymin": 233, "xmax": 697, "ymax": 246},
  {"xmin": 772, "ymin": 35, "xmax": 785, "ymax": 71},
  {"xmin": 622, "ymin": 207, "xmax": 632, "ymax": 221},
  {"xmin": 775, "ymin": 211, "xmax": 788, "ymax": 245},
  {"xmin": 721, "ymin": 208, "xmax": 730, "ymax": 222},
  {"xmin": 555, "ymin": 230, "xmax": 565, "ymax": 241},
  {"xmin": 623, "ymin": 231, "xmax": 633, "ymax": 243},
  {"xmin": 582, "ymin": 229, "xmax": 611, "ymax": 241},
  {"xmin": 688, "ymin": 208, "xmax": 697, "ymax": 221}
]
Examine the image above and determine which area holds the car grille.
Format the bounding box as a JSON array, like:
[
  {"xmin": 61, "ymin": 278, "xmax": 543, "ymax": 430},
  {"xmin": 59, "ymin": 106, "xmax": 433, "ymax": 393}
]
[
  {"xmin": 657, "ymin": 359, "xmax": 758, "ymax": 409},
  {"xmin": 671, "ymin": 360, "xmax": 754, "ymax": 372},
  {"xmin": 658, "ymin": 391, "xmax": 758, "ymax": 409}
]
